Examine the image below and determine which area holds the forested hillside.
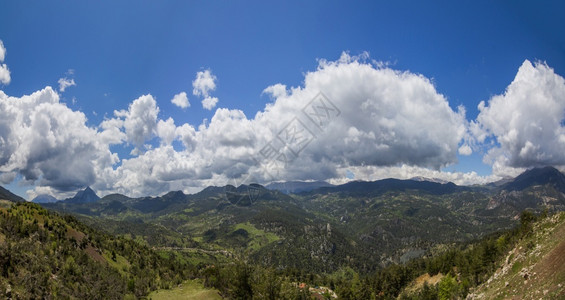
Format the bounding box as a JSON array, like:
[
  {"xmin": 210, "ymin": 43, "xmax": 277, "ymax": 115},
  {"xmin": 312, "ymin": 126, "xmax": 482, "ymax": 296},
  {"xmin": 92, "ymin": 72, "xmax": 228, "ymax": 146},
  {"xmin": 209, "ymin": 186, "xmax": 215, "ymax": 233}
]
[
  {"xmin": 0, "ymin": 203, "xmax": 555, "ymax": 299},
  {"xmin": 0, "ymin": 201, "xmax": 194, "ymax": 299}
]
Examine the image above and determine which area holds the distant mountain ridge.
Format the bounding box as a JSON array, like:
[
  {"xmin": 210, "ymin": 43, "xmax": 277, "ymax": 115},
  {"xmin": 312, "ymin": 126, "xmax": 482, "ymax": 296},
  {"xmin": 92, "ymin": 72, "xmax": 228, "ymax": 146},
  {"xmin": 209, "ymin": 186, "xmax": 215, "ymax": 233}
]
[
  {"xmin": 502, "ymin": 166, "xmax": 565, "ymax": 192},
  {"xmin": 409, "ymin": 176, "xmax": 449, "ymax": 184},
  {"xmin": 32, "ymin": 194, "xmax": 58, "ymax": 203},
  {"xmin": 64, "ymin": 186, "xmax": 100, "ymax": 203},
  {"xmin": 479, "ymin": 166, "xmax": 565, "ymax": 214},
  {"xmin": 266, "ymin": 180, "xmax": 334, "ymax": 194},
  {"xmin": 308, "ymin": 178, "xmax": 467, "ymax": 196}
]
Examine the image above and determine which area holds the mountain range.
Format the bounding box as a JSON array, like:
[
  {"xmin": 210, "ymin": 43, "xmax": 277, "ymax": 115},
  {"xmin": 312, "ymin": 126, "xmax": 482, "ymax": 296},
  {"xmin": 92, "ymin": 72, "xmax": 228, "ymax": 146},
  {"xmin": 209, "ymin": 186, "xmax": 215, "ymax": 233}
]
[
  {"xmin": 30, "ymin": 166, "xmax": 565, "ymax": 273},
  {"xmin": 31, "ymin": 186, "xmax": 100, "ymax": 204},
  {"xmin": 2, "ymin": 166, "xmax": 565, "ymax": 298},
  {"xmin": 31, "ymin": 194, "xmax": 58, "ymax": 203},
  {"xmin": 501, "ymin": 165, "xmax": 565, "ymax": 192},
  {"xmin": 265, "ymin": 180, "xmax": 334, "ymax": 194}
]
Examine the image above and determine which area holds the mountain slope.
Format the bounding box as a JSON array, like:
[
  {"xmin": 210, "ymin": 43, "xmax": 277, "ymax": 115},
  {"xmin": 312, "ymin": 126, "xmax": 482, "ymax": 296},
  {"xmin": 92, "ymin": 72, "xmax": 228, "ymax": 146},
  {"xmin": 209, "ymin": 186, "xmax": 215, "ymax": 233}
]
[
  {"xmin": 487, "ymin": 167, "xmax": 565, "ymax": 215},
  {"xmin": 0, "ymin": 201, "xmax": 193, "ymax": 299},
  {"xmin": 468, "ymin": 212, "xmax": 565, "ymax": 299},
  {"xmin": 0, "ymin": 186, "xmax": 24, "ymax": 202},
  {"xmin": 502, "ymin": 166, "xmax": 565, "ymax": 192}
]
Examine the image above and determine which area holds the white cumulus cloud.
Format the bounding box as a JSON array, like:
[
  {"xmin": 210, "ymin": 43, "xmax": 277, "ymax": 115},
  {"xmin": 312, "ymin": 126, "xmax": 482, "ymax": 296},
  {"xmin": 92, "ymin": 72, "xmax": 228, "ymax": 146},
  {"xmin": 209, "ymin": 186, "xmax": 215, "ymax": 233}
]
[
  {"xmin": 192, "ymin": 69, "xmax": 216, "ymax": 97},
  {"xmin": 112, "ymin": 52, "xmax": 472, "ymax": 195},
  {"xmin": 114, "ymin": 94, "xmax": 160, "ymax": 154},
  {"xmin": 475, "ymin": 60, "xmax": 565, "ymax": 176},
  {"xmin": 98, "ymin": 52, "xmax": 478, "ymax": 197},
  {"xmin": 192, "ymin": 69, "xmax": 218, "ymax": 110},
  {"xmin": 58, "ymin": 77, "xmax": 76, "ymax": 92},
  {"xmin": 244, "ymin": 52, "xmax": 467, "ymax": 181},
  {"xmin": 0, "ymin": 40, "xmax": 11, "ymax": 85},
  {"xmin": 0, "ymin": 40, "xmax": 6, "ymax": 62},
  {"xmin": 157, "ymin": 118, "xmax": 177, "ymax": 146},
  {"xmin": 5, "ymin": 52, "xmax": 532, "ymax": 199},
  {"xmin": 0, "ymin": 87, "xmax": 117, "ymax": 193},
  {"xmin": 171, "ymin": 91, "xmax": 190, "ymax": 109},
  {"xmin": 458, "ymin": 145, "xmax": 472, "ymax": 156},
  {"xmin": 201, "ymin": 96, "xmax": 219, "ymax": 110},
  {"xmin": 263, "ymin": 83, "xmax": 288, "ymax": 99}
]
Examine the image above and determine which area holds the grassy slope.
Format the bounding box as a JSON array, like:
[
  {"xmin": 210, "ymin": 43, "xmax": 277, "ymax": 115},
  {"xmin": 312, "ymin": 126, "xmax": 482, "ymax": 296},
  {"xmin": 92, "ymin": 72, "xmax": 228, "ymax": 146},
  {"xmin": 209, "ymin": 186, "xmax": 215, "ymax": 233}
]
[
  {"xmin": 468, "ymin": 212, "xmax": 565, "ymax": 299},
  {"xmin": 148, "ymin": 279, "xmax": 222, "ymax": 300},
  {"xmin": 232, "ymin": 222, "xmax": 280, "ymax": 251}
]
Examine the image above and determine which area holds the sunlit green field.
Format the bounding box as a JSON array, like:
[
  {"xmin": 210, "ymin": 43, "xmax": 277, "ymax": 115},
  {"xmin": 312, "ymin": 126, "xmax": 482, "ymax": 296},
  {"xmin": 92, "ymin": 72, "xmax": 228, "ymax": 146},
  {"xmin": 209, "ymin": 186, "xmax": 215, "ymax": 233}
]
[{"xmin": 148, "ymin": 279, "xmax": 222, "ymax": 300}]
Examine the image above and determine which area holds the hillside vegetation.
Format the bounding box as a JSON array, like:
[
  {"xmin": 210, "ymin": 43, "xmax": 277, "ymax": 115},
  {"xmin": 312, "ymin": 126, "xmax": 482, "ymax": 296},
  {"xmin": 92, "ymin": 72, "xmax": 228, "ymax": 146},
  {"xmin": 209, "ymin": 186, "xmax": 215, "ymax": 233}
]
[
  {"xmin": 468, "ymin": 211, "xmax": 565, "ymax": 299},
  {"xmin": 0, "ymin": 202, "xmax": 195, "ymax": 299},
  {"xmin": 148, "ymin": 279, "xmax": 222, "ymax": 300}
]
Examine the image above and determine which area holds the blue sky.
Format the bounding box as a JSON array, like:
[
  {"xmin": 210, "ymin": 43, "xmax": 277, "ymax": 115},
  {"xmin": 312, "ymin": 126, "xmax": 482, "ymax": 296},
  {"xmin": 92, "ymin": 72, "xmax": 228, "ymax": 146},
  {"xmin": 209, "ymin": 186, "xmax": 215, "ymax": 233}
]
[{"xmin": 0, "ymin": 1, "xmax": 564, "ymax": 199}]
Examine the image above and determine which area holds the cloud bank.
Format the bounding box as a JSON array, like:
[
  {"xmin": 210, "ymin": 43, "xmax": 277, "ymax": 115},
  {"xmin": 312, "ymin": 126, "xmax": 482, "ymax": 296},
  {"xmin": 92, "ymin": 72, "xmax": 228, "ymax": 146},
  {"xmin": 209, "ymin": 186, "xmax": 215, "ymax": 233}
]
[
  {"xmin": 0, "ymin": 87, "xmax": 117, "ymax": 194},
  {"xmin": 1, "ymin": 45, "xmax": 564, "ymax": 199}
]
